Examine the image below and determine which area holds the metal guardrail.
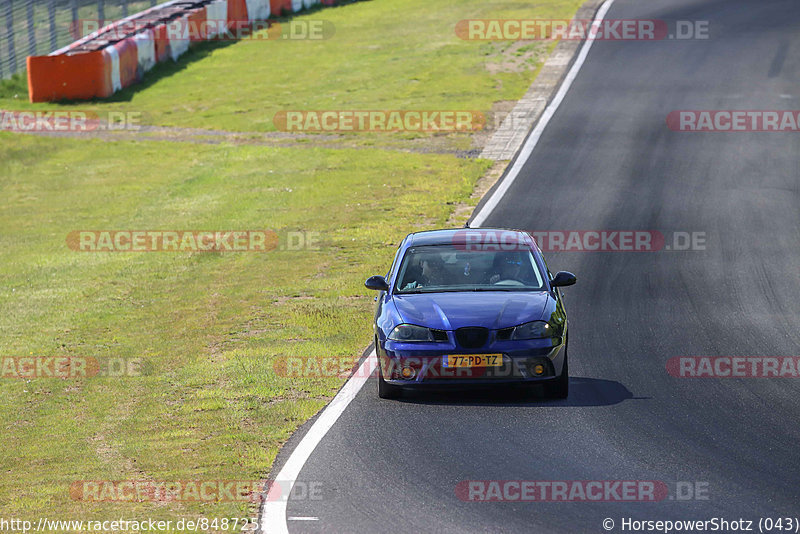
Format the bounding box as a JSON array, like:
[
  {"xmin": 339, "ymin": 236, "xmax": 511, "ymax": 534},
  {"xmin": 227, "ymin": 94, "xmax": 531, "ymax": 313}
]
[{"xmin": 0, "ymin": 0, "xmax": 158, "ymax": 80}]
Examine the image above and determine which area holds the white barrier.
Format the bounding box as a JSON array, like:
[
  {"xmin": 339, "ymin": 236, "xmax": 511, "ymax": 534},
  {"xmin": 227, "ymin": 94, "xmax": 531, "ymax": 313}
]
[
  {"xmin": 246, "ymin": 0, "xmax": 271, "ymax": 21},
  {"xmin": 28, "ymin": 0, "xmax": 353, "ymax": 101},
  {"xmin": 205, "ymin": 0, "xmax": 229, "ymax": 37},
  {"xmin": 167, "ymin": 15, "xmax": 191, "ymax": 60},
  {"xmin": 133, "ymin": 29, "xmax": 156, "ymax": 75},
  {"xmin": 104, "ymin": 46, "xmax": 122, "ymax": 92}
]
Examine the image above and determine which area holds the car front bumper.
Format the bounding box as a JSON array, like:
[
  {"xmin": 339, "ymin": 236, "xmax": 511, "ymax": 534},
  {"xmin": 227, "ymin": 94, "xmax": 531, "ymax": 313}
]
[{"xmin": 377, "ymin": 336, "xmax": 567, "ymax": 387}]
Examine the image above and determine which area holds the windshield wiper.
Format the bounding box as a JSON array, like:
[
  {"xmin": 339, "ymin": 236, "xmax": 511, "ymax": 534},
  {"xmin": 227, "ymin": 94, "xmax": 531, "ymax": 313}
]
[
  {"xmin": 472, "ymin": 288, "xmax": 515, "ymax": 292},
  {"xmin": 397, "ymin": 288, "xmax": 535, "ymax": 294}
]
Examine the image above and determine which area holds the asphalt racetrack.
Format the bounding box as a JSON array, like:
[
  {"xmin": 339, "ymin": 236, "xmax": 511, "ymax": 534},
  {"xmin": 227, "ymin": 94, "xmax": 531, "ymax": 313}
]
[{"xmin": 273, "ymin": 0, "xmax": 800, "ymax": 531}]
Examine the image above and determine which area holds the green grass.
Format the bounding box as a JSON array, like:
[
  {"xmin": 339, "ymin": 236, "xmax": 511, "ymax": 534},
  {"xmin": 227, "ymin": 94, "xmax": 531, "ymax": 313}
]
[
  {"xmin": 0, "ymin": 133, "xmax": 490, "ymax": 523},
  {"xmin": 1, "ymin": 0, "xmax": 581, "ymax": 135},
  {"xmin": 0, "ymin": 0, "xmax": 583, "ymax": 528}
]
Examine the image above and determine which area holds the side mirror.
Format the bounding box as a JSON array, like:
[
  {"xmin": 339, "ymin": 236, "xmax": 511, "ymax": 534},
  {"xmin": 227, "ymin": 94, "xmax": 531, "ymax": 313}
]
[
  {"xmin": 550, "ymin": 271, "xmax": 576, "ymax": 288},
  {"xmin": 365, "ymin": 275, "xmax": 389, "ymax": 291}
]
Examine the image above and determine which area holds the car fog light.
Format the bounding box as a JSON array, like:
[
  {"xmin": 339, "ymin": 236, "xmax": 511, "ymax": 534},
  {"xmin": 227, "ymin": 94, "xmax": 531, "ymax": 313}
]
[
  {"xmin": 532, "ymin": 364, "xmax": 545, "ymax": 376},
  {"xmin": 401, "ymin": 366, "xmax": 416, "ymax": 379}
]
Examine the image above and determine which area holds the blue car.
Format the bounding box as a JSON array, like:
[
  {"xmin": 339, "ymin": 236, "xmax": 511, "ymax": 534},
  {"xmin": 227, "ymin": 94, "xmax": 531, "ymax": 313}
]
[{"xmin": 365, "ymin": 228, "xmax": 576, "ymax": 399}]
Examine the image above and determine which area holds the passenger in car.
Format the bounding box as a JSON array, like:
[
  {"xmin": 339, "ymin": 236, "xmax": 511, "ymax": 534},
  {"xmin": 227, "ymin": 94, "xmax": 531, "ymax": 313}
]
[{"xmin": 400, "ymin": 256, "xmax": 448, "ymax": 290}]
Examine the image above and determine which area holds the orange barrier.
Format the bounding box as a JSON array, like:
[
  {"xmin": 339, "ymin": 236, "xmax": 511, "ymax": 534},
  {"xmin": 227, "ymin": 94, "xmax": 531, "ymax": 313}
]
[
  {"xmin": 152, "ymin": 23, "xmax": 171, "ymax": 63},
  {"xmin": 188, "ymin": 7, "xmax": 208, "ymax": 42},
  {"xmin": 27, "ymin": 0, "xmax": 361, "ymax": 102},
  {"xmin": 113, "ymin": 38, "xmax": 139, "ymax": 89},
  {"xmin": 227, "ymin": 0, "xmax": 249, "ymax": 28},
  {"xmin": 27, "ymin": 51, "xmax": 112, "ymax": 102},
  {"xmin": 270, "ymin": 0, "xmax": 292, "ymax": 16}
]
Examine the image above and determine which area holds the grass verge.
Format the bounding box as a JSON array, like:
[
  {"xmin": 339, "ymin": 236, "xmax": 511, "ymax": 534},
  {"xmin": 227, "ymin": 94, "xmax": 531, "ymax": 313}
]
[
  {"xmin": 0, "ymin": 133, "xmax": 489, "ymax": 522},
  {"xmin": 0, "ymin": 0, "xmax": 584, "ymax": 526}
]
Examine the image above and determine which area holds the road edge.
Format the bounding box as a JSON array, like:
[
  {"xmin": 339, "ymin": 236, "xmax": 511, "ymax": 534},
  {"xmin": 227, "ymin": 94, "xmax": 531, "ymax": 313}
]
[
  {"xmin": 469, "ymin": 0, "xmax": 612, "ymax": 227},
  {"xmin": 255, "ymin": 345, "xmax": 375, "ymax": 534},
  {"xmin": 256, "ymin": 0, "xmax": 615, "ymax": 530}
]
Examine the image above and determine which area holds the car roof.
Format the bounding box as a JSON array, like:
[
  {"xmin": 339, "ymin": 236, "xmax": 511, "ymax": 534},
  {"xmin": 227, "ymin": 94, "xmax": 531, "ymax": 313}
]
[{"xmin": 404, "ymin": 228, "xmax": 533, "ymax": 247}]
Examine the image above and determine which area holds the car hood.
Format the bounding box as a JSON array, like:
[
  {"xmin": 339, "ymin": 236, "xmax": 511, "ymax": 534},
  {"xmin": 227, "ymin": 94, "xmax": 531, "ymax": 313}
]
[{"xmin": 391, "ymin": 291, "xmax": 550, "ymax": 331}]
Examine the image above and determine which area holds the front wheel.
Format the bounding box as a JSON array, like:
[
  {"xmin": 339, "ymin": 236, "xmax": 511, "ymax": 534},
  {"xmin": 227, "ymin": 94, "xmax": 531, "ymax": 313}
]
[
  {"xmin": 378, "ymin": 367, "xmax": 401, "ymax": 399},
  {"xmin": 545, "ymin": 345, "xmax": 569, "ymax": 399}
]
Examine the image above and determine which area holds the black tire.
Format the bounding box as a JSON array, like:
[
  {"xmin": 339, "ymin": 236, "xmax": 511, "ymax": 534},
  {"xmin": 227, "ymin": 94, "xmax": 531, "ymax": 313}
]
[
  {"xmin": 378, "ymin": 366, "xmax": 401, "ymax": 399},
  {"xmin": 545, "ymin": 345, "xmax": 569, "ymax": 399}
]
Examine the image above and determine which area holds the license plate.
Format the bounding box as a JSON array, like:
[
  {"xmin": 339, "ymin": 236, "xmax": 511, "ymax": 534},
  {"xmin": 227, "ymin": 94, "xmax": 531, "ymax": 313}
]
[{"xmin": 443, "ymin": 354, "xmax": 503, "ymax": 368}]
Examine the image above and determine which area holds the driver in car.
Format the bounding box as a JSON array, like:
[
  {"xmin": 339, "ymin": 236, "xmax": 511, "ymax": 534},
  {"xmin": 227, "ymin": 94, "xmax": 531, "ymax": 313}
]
[{"xmin": 488, "ymin": 256, "xmax": 525, "ymax": 284}]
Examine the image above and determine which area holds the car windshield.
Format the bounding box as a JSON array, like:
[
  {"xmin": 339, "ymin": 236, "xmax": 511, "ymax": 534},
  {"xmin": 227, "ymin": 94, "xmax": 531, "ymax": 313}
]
[{"xmin": 394, "ymin": 244, "xmax": 545, "ymax": 293}]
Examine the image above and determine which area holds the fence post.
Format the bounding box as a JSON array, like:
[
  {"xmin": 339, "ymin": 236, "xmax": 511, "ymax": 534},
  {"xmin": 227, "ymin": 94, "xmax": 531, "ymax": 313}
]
[
  {"xmin": 122, "ymin": 0, "xmax": 128, "ymax": 18},
  {"xmin": 5, "ymin": 0, "xmax": 17, "ymax": 74},
  {"xmin": 48, "ymin": 0, "xmax": 57, "ymax": 51},
  {"xmin": 0, "ymin": 0, "xmax": 5, "ymax": 78},
  {"xmin": 27, "ymin": 1, "xmax": 36, "ymax": 56},
  {"xmin": 98, "ymin": 0, "xmax": 105, "ymax": 26},
  {"xmin": 70, "ymin": 0, "xmax": 79, "ymax": 39}
]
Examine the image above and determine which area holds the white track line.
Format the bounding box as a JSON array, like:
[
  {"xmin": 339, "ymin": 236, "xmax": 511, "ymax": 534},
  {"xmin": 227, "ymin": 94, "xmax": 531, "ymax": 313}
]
[
  {"xmin": 259, "ymin": 3, "xmax": 616, "ymax": 532},
  {"xmin": 470, "ymin": 0, "xmax": 616, "ymax": 228},
  {"xmin": 260, "ymin": 350, "xmax": 377, "ymax": 534}
]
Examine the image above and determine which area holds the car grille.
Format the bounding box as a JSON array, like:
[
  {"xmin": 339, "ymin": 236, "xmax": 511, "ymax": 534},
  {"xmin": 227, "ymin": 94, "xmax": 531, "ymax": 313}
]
[
  {"xmin": 455, "ymin": 327, "xmax": 489, "ymax": 349},
  {"xmin": 431, "ymin": 329, "xmax": 449, "ymax": 342},
  {"xmin": 496, "ymin": 327, "xmax": 514, "ymax": 341}
]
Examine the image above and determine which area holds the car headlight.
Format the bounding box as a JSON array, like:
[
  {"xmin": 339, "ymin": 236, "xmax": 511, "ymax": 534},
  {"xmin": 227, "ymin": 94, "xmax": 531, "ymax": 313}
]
[
  {"xmin": 512, "ymin": 321, "xmax": 553, "ymax": 340},
  {"xmin": 388, "ymin": 324, "xmax": 443, "ymax": 342}
]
